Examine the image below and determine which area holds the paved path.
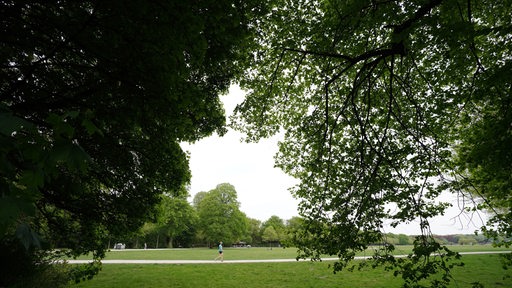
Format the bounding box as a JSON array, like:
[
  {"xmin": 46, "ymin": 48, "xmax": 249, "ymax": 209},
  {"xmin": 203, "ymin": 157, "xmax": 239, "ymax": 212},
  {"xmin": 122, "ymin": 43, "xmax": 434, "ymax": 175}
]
[{"xmin": 67, "ymin": 251, "xmax": 510, "ymax": 265}]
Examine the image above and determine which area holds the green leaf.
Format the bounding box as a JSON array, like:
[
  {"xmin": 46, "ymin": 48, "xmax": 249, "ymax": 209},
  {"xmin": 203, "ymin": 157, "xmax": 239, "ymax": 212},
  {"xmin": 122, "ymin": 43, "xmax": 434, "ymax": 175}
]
[
  {"xmin": 47, "ymin": 113, "xmax": 75, "ymax": 138},
  {"xmin": 0, "ymin": 195, "xmax": 36, "ymax": 237},
  {"xmin": 82, "ymin": 118, "xmax": 103, "ymax": 136},
  {"xmin": 47, "ymin": 141, "xmax": 91, "ymax": 172},
  {"xmin": 19, "ymin": 169, "xmax": 44, "ymax": 191},
  {"xmin": 0, "ymin": 112, "xmax": 33, "ymax": 136},
  {"xmin": 0, "ymin": 195, "xmax": 36, "ymax": 219},
  {"xmin": 15, "ymin": 222, "xmax": 41, "ymax": 250}
]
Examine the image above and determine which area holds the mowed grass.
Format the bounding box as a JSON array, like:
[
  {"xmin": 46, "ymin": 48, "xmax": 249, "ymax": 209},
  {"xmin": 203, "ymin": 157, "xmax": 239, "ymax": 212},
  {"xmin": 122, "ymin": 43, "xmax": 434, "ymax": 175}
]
[
  {"xmin": 71, "ymin": 254, "xmax": 511, "ymax": 288},
  {"xmin": 69, "ymin": 246, "xmax": 512, "ymax": 288},
  {"xmin": 69, "ymin": 244, "xmax": 510, "ymax": 261},
  {"xmin": 77, "ymin": 247, "xmax": 302, "ymax": 261}
]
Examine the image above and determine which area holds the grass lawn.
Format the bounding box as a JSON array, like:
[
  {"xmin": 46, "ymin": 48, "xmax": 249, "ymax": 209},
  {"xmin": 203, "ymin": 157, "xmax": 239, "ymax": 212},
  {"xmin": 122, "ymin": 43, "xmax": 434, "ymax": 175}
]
[
  {"xmin": 68, "ymin": 246, "xmax": 512, "ymax": 288},
  {"xmin": 69, "ymin": 244, "xmax": 510, "ymax": 261},
  {"xmin": 99, "ymin": 247, "xmax": 301, "ymax": 261},
  {"xmin": 71, "ymin": 254, "xmax": 511, "ymax": 288}
]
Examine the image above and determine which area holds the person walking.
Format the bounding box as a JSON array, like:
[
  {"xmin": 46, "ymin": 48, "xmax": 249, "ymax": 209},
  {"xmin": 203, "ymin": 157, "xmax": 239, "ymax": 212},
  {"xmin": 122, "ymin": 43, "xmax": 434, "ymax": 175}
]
[{"xmin": 214, "ymin": 241, "xmax": 224, "ymax": 262}]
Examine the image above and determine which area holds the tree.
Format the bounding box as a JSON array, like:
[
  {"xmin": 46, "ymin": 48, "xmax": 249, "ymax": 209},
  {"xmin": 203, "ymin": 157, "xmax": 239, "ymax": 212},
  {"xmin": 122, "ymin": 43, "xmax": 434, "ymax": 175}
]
[
  {"xmin": 192, "ymin": 191, "xmax": 208, "ymax": 209},
  {"xmin": 282, "ymin": 216, "xmax": 304, "ymax": 247},
  {"xmin": 457, "ymin": 235, "xmax": 476, "ymax": 246},
  {"xmin": 453, "ymin": 79, "xmax": 512, "ymax": 245},
  {"xmin": 262, "ymin": 226, "xmax": 279, "ymax": 249},
  {"xmin": 138, "ymin": 222, "xmax": 159, "ymax": 248},
  {"xmin": 0, "ymin": 1, "xmax": 268, "ymax": 286},
  {"xmin": 383, "ymin": 233, "xmax": 400, "ymax": 246},
  {"xmin": 195, "ymin": 183, "xmax": 248, "ymax": 245},
  {"xmin": 398, "ymin": 234, "xmax": 411, "ymax": 246},
  {"xmin": 262, "ymin": 215, "xmax": 286, "ymax": 230},
  {"xmin": 262, "ymin": 215, "xmax": 286, "ymax": 245},
  {"xmin": 246, "ymin": 218, "xmax": 263, "ymax": 244},
  {"xmin": 155, "ymin": 192, "xmax": 197, "ymax": 248},
  {"xmin": 232, "ymin": 0, "xmax": 511, "ymax": 286}
]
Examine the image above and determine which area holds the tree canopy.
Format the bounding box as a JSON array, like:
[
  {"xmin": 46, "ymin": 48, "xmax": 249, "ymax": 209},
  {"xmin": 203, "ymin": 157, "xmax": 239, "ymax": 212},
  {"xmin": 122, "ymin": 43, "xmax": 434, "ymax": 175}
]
[
  {"xmin": 155, "ymin": 191, "xmax": 197, "ymax": 248},
  {"xmin": 232, "ymin": 0, "xmax": 511, "ymax": 286},
  {"xmin": 1, "ymin": 0, "xmax": 267, "ymax": 286},
  {"xmin": 195, "ymin": 183, "xmax": 248, "ymax": 244},
  {"xmin": 262, "ymin": 215, "xmax": 286, "ymax": 242}
]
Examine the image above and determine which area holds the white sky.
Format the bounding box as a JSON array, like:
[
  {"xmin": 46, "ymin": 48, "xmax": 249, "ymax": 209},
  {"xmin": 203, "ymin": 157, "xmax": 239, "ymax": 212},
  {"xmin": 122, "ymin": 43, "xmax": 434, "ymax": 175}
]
[{"xmin": 182, "ymin": 85, "xmax": 487, "ymax": 235}]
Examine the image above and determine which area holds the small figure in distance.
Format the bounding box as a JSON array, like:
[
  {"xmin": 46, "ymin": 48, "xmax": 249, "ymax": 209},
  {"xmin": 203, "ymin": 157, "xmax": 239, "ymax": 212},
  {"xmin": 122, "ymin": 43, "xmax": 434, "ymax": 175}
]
[{"xmin": 214, "ymin": 241, "xmax": 224, "ymax": 262}]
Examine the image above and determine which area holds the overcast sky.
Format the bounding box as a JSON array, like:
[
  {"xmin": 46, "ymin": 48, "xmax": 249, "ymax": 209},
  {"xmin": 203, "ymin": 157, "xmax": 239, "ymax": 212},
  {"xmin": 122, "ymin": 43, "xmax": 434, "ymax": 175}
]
[{"xmin": 182, "ymin": 86, "xmax": 487, "ymax": 235}]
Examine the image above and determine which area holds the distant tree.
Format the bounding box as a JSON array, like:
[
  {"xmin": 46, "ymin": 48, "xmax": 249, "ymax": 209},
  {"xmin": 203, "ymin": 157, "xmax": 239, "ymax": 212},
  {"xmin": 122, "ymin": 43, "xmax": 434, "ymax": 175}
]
[
  {"xmin": 155, "ymin": 192, "xmax": 198, "ymax": 248},
  {"xmin": 232, "ymin": 0, "xmax": 511, "ymax": 286},
  {"xmin": 247, "ymin": 218, "xmax": 263, "ymax": 245},
  {"xmin": 139, "ymin": 222, "xmax": 159, "ymax": 248},
  {"xmin": 0, "ymin": 0, "xmax": 268, "ymax": 286},
  {"xmin": 285, "ymin": 216, "xmax": 304, "ymax": 231},
  {"xmin": 398, "ymin": 234, "xmax": 411, "ymax": 245},
  {"xmin": 383, "ymin": 233, "xmax": 400, "ymax": 246},
  {"xmin": 262, "ymin": 215, "xmax": 286, "ymax": 241},
  {"xmin": 262, "ymin": 226, "xmax": 279, "ymax": 249},
  {"xmin": 282, "ymin": 216, "xmax": 305, "ymax": 247},
  {"xmin": 195, "ymin": 183, "xmax": 248, "ymax": 245},
  {"xmin": 263, "ymin": 215, "xmax": 286, "ymax": 229},
  {"xmin": 457, "ymin": 235, "xmax": 476, "ymax": 246},
  {"xmin": 473, "ymin": 234, "xmax": 490, "ymax": 244},
  {"xmin": 433, "ymin": 236, "xmax": 451, "ymax": 246},
  {"xmin": 192, "ymin": 192, "xmax": 208, "ymax": 209},
  {"xmin": 445, "ymin": 235, "xmax": 460, "ymax": 245}
]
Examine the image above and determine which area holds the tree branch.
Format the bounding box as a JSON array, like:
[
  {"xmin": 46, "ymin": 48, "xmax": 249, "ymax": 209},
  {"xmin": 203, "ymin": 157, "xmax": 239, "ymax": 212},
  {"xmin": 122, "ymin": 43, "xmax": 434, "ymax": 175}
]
[{"xmin": 392, "ymin": 0, "xmax": 443, "ymax": 34}]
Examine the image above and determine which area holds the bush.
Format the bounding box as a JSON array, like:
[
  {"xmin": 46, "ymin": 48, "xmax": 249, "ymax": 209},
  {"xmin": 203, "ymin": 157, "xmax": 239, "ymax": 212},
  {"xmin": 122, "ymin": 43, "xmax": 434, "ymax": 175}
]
[{"xmin": 8, "ymin": 263, "xmax": 72, "ymax": 288}]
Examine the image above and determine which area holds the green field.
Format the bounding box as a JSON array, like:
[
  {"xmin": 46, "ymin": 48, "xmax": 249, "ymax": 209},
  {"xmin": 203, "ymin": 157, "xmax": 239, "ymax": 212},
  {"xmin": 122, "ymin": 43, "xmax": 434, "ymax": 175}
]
[
  {"xmin": 69, "ymin": 244, "xmax": 510, "ymax": 261},
  {"xmin": 69, "ymin": 246, "xmax": 511, "ymax": 288},
  {"xmin": 76, "ymin": 247, "xmax": 301, "ymax": 261}
]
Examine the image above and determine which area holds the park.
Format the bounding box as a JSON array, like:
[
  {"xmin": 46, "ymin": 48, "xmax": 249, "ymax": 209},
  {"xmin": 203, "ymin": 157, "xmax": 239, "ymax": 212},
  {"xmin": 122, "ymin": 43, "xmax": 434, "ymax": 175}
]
[{"xmin": 1, "ymin": 1, "xmax": 511, "ymax": 287}]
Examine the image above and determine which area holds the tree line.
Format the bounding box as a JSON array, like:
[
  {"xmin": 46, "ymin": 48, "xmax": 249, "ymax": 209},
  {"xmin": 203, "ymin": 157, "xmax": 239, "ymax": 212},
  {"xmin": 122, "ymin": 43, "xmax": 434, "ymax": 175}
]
[
  {"xmin": 115, "ymin": 183, "xmax": 303, "ymax": 249},
  {"xmin": 110, "ymin": 183, "xmax": 496, "ymax": 249}
]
